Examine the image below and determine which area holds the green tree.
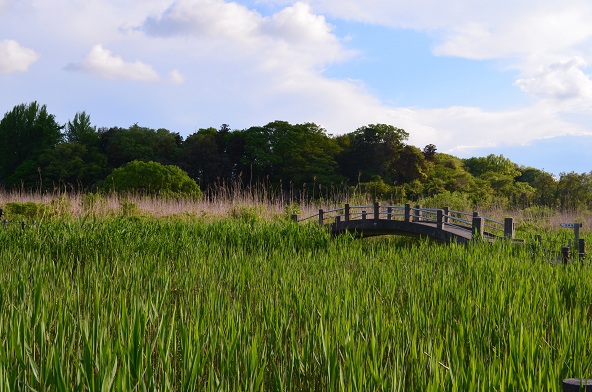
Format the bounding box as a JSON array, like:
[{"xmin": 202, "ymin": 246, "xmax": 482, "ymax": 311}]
[
  {"xmin": 66, "ymin": 111, "xmax": 99, "ymax": 147},
  {"xmin": 103, "ymin": 160, "xmax": 202, "ymax": 199},
  {"xmin": 0, "ymin": 102, "xmax": 63, "ymax": 187},
  {"xmin": 179, "ymin": 127, "xmax": 233, "ymax": 187},
  {"xmin": 336, "ymin": 124, "xmax": 409, "ymax": 184},
  {"xmin": 99, "ymin": 124, "xmax": 182, "ymax": 169},
  {"xmin": 239, "ymin": 121, "xmax": 342, "ymax": 187}
]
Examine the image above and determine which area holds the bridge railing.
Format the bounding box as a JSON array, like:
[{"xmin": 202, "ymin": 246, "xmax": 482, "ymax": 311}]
[{"xmin": 293, "ymin": 202, "xmax": 515, "ymax": 240}]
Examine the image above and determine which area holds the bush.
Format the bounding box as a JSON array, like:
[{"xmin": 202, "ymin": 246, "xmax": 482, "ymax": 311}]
[
  {"xmin": 103, "ymin": 161, "xmax": 202, "ymax": 200},
  {"xmin": 3, "ymin": 202, "xmax": 46, "ymax": 220}
]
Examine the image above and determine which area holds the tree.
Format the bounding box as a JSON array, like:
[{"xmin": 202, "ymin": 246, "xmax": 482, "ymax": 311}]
[
  {"xmin": 66, "ymin": 111, "xmax": 99, "ymax": 147},
  {"xmin": 178, "ymin": 127, "xmax": 232, "ymax": 187},
  {"xmin": 239, "ymin": 121, "xmax": 342, "ymax": 187},
  {"xmin": 99, "ymin": 124, "xmax": 182, "ymax": 169},
  {"xmin": 103, "ymin": 160, "xmax": 202, "ymax": 199},
  {"xmin": 336, "ymin": 124, "xmax": 409, "ymax": 184},
  {"xmin": 0, "ymin": 102, "xmax": 63, "ymax": 187}
]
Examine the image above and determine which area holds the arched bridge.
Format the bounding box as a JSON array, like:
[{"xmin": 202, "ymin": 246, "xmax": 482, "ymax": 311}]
[{"xmin": 293, "ymin": 203, "xmax": 517, "ymax": 244}]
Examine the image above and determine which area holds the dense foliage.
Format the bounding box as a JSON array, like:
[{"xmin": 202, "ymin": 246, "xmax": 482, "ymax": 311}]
[
  {"xmin": 103, "ymin": 160, "xmax": 202, "ymax": 200},
  {"xmin": 0, "ymin": 217, "xmax": 591, "ymax": 390},
  {"xmin": 1, "ymin": 101, "xmax": 591, "ymax": 210}
]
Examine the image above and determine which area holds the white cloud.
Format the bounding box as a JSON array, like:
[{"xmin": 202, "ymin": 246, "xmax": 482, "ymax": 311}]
[
  {"xmin": 514, "ymin": 57, "xmax": 592, "ymax": 102},
  {"xmin": 139, "ymin": 0, "xmax": 352, "ymax": 71},
  {"xmin": 67, "ymin": 44, "xmax": 160, "ymax": 82},
  {"xmin": 169, "ymin": 69, "xmax": 185, "ymax": 84},
  {"xmin": 0, "ymin": 39, "xmax": 40, "ymax": 73}
]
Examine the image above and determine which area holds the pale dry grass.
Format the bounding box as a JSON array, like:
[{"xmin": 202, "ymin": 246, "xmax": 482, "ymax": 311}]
[{"xmin": 2, "ymin": 188, "xmax": 592, "ymax": 230}]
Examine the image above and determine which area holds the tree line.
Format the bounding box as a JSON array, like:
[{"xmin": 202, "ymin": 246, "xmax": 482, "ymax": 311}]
[{"xmin": 1, "ymin": 101, "xmax": 590, "ymax": 210}]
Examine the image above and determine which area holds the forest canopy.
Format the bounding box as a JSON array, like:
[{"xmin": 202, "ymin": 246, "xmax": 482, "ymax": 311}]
[{"xmin": 0, "ymin": 101, "xmax": 590, "ymax": 211}]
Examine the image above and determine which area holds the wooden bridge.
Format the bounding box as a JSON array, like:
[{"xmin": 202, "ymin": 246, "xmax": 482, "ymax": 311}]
[{"xmin": 292, "ymin": 203, "xmax": 517, "ymax": 244}]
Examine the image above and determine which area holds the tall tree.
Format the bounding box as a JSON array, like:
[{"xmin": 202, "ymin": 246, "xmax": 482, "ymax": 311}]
[
  {"xmin": 0, "ymin": 102, "xmax": 63, "ymax": 187},
  {"xmin": 336, "ymin": 124, "xmax": 409, "ymax": 184}
]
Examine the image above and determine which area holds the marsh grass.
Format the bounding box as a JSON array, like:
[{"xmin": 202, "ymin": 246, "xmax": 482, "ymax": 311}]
[{"xmin": 1, "ymin": 213, "xmax": 592, "ymax": 390}]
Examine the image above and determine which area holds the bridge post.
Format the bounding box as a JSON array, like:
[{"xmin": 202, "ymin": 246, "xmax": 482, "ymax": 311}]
[
  {"xmin": 404, "ymin": 204, "xmax": 412, "ymax": 222},
  {"xmin": 443, "ymin": 206, "xmax": 450, "ymax": 224},
  {"xmin": 437, "ymin": 209, "xmax": 444, "ymax": 230},
  {"xmin": 374, "ymin": 202, "xmax": 380, "ymax": 220},
  {"xmin": 319, "ymin": 209, "xmax": 324, "ymax": 226},
  {"xmin": 362, "ymin": 211, "xmax": 367, "ymax": 220},
  {"xmin": 291, "ymin": 214, "xmax": 298, "ymax": 222},
  {"xmin": 344, "ymin": 204, "xmax": 350, "ymax": 221},
  {"xmin": 504, "ymin": 217, "xmax": 514, "ymax": 239},
  {"xmin": 472, "ymin": 216, "xmax": 484, "ymax": 239},
  {"xmin": 387, "ymin": 207, "xmax": 392, "ymax": 220},
  {"xmin": 414, "ymin": 204, "xmax": 422, "ymax": 222}
]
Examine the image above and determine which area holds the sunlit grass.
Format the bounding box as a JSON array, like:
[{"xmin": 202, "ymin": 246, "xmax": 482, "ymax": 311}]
[{"xmin": 1, "ymin": 215, "xmax": 591, "ymax": 390}]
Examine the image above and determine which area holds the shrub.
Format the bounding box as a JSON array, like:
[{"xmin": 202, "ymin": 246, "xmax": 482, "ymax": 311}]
[{"xmin": 103, "ymin": 161, "xmax": 202, "ymax": 200}]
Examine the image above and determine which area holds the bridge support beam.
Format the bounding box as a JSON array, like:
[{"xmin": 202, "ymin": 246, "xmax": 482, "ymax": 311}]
[
  {"xmin": 472, "ymin": 216, "xmax": 484, "ymax": 239},
  {"xmin": 504, "ymin": 217, "xmax": 514, "ymax": 239}
]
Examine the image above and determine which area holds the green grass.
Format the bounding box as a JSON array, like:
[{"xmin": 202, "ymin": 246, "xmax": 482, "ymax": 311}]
[{"xmin": 1, "ymin": 216, "xmax": 591, "ymax": 390}]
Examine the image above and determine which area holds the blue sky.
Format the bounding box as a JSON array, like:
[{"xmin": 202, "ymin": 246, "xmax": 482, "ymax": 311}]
[{"xmin": 1, "ymin": 0, "xmax": 592, "ymax": 176}]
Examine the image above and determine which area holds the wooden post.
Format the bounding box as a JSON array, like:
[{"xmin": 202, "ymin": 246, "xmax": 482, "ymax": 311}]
[
  {"xmin": 387, "ymin": 207, "xmax": 392, "ymax": 220},
  {"xmin": 579, "ymin": 239, "xmax": 586, "ymax": 260},
  {"xmin": 291, "ymin": 214, "xmax": 298, "ymax": 222},
  {"xmin": 563, "ymin": 378, "xmax": 592, "ymax": 391},
  {"xmin": 414, "ymin": 204, "xmax": 422, "ymax": 222},
  {"xmin": 319, "ymin": 209, "xmax": 324, "ymax": 226},
  {"xmin": 374, "ymin": 202, "xmax": 380, "ymax": 220},
  {"xmin": 562, "ymin": 246, "xmax": 571, "ymax": 264},
  {"xmin": 472, "ymin": 216, "xmax": 484, "ymax": 239},
  {"xmin": 504, "ymin": 217, "xmax": 514, "ymax": 239},
  {"xmin": 404, "ymin": 204, "xmax": 412, "ymax": 222},
  {"xmin": 344, "ymin": 204, "xmax": 350, "ymax": 222},
  {"xmin": 362, "ymin": 211, "xmax": 367, "ymax": 220},
  {"xmin": 335, "ymin": 216, "xmax": 341, "ymax": 224},
  {"xmin": 437, "ymin": 209, "xmax": 444, "ymax": 230},
  {"xmin": 575, "ymin": 224, "xmax": 580, "ymax": 254},
  {"xmin": 443, "ymin": 206, "xmax": 450, "ymax": 224}
]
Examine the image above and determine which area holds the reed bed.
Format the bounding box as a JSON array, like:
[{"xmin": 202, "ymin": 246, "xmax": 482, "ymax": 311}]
[{"xmin": 1, "ymin": 215, "xmax": 592, "ymax": 390}]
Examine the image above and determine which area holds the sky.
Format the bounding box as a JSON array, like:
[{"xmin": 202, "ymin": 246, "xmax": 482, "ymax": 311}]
[{"xmin": 1, "ymin": 0, "xmax": 592, "ymax": 176}]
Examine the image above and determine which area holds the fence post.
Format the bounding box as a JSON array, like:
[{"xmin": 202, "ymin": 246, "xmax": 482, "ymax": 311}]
[
  {"xmin": 562, "ymin": 246, "xmax": 571, "ymax": 264},
  {"xmin": 563, "ymin": 378, "xmax": 592, "ymax": 391},
  {"xmin": 414, "ymin": 204, "xmax": 422, "ymax": 222},
  {"xmin": 404, "ymin": 204, "xmax": 412, "ymax": 222},
  {"xmin": 362, "ymin": 211, "xmax": 367, "ymax": 220},
  {"xmin": 345, "ymin": 204, "xmax": 350, "ymax": 222},
  {"xmin": 387, "ymin": 207, "xmax": 392, "ymax": 220},
  {"xmin": 437, "ymin": 209, "xmax": 444, "ymax": 230},
  {"xmin": 319, "ymin": 209, "xmax": 324, "ymax": 226},
  {"xmin": 374, "ymin": 202, "xmax": 380, "ymax": 220},
  {"xmin": 472, "ymin": 216, "xmax": 484, "ymax": 239},
  {"xmin": 443, "ymin": 206, "xmax": 450, "ymax": 224},
  {"xmin": 579, "ymin": 239, "xmax": 586, "ymax": 260},
  {"xmin": 504, "ymin": 217, "xmax": 514, "ymax": 239},
  {"xmin": 291, "ymin": 214, "xmax": 298, "ymax": 222}
]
